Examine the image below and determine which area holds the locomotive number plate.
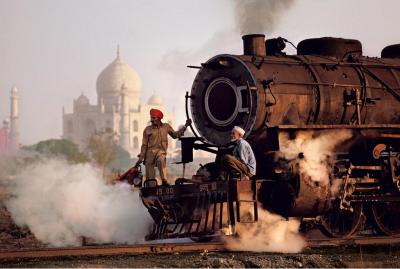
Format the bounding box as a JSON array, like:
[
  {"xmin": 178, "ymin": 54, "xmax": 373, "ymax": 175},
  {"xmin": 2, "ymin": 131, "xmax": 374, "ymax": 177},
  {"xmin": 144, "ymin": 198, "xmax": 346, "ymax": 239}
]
[
  {"xmin": 200, "ymin": 182, "xmax": 217, "ymax": 191},
  {"xmin": 156, "ymin": 187, "xmax": 174, "ymax": 196}
]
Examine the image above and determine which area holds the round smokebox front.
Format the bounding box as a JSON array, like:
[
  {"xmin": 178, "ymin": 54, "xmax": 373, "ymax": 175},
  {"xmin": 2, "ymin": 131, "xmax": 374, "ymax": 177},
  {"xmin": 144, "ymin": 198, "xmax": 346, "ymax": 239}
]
[
  {"xmin": 190, "ymin": 55, "xmax": 258, "ymax": 145},
  {"xmin": 205, "ymin": 78, "xmax": 240, "ymax": 127}
]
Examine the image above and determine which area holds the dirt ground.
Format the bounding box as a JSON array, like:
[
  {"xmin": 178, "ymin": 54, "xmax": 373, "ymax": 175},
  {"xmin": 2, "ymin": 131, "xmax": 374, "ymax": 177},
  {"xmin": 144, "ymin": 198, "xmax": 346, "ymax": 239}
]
[
  {"xmin": 1, "ymin": 244, "xmax": 400, "ymax": 268},
  {"xmin": 0, "ymin": 200, "xmax": 45, "ymax": 251}
]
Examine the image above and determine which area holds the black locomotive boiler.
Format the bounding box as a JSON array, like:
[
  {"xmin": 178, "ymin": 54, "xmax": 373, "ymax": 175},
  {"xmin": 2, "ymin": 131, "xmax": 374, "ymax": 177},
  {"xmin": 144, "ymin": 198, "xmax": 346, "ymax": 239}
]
[{"xmin": 138, "ymin": 34, "xmax": 400, "ymax": 241}]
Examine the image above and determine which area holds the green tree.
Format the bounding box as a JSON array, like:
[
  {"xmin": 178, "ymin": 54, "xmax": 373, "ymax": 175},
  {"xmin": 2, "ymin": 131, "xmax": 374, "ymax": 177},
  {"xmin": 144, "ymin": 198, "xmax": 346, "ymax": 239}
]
[
  {"xmin": 109, "ymin": 145, "xmax": 132, "ymax": 172},
  {"xmin": 24, "ymin": 139, "xmax": 88, "ymax": 163},
  {"xmin": 86, "ymin": 130, "xmax": 121, "ymax": 177}
]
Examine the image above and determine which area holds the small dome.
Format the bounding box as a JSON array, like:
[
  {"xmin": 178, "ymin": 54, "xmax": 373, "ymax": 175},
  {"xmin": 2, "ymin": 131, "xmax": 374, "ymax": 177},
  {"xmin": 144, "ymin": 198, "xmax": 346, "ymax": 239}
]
[
  {"xmin": 76, "ymin": 93, "xmax": 90, "ymax": 105},
  {"xmin": 96, "ymin": 48, "xmax": 141, "ymax": 97},
  {"xmin": 148, "ymin": 94, "xmax": 163, "ymax": 106},
  {"xmin": 11, "ymin": 86, "xmax": 18, "ymax": 94}
]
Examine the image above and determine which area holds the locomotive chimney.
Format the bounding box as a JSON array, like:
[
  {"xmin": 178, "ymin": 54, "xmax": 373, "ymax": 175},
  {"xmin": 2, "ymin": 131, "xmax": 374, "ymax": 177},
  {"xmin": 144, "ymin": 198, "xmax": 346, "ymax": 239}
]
[{"xmin": 242, "ymin": 34, "xmax": 266, "ymax": 56}]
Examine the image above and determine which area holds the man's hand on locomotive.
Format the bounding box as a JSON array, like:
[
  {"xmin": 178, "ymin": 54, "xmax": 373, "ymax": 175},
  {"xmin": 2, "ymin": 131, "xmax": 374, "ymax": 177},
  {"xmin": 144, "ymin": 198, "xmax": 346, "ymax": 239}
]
[
  {"xmin": 135, "ymin": 158, "xmax": 142, "ymax": 167},
  {"xmin": 185, "ymin": 118, "xmax": 192, "ymax": 128}
]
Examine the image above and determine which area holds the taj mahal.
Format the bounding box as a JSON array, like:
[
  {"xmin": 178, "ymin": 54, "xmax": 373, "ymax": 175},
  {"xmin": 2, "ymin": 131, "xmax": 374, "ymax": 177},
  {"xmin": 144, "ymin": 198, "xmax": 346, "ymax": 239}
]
[{"xmin": 62, "ymin": 48, "xmax": 177, "ymax": 157}]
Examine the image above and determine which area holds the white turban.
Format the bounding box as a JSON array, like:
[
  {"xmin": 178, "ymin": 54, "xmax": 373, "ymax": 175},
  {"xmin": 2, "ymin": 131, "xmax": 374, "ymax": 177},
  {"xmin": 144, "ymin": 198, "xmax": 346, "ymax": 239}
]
[{"xmin": 233, "ymin": 126, "xmax": 245, "ymax": 137}]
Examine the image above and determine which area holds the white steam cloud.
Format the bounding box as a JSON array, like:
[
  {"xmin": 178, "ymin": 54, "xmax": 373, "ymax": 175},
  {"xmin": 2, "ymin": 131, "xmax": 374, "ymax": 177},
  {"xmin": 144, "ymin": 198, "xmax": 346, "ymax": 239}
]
[
  {"xmin": 5, "ymin": 158, "xmax": 151, "ymax": 247},
  {"xmin": 225, "ymin": 208, "xmax": 306, "ymax": 253},
  {"xmin": 279, "ymin": 130, "xmax": 353, "ymax": 185},
  {"xmin": 234, "ymin": 0, "xmax": 295, "ymax": 34},
  {"xmin": 225, "ymin": 131, "xmax": 352, "ymax": 252}
]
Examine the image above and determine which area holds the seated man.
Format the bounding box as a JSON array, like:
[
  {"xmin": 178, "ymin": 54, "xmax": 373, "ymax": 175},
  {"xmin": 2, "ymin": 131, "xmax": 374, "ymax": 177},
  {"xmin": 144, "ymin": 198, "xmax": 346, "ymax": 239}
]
[{"xmin": 220, "ymin": 126, "xmax": 256, "ymax": 179}]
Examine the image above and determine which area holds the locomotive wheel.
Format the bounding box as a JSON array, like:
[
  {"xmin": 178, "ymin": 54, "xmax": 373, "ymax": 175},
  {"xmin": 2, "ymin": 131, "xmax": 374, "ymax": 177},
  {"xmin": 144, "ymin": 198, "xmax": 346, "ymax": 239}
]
[
  {"xmin": 319, "ymin": 203, "xmax": 364, "ymax": 238},
  {"xmin": 371, "ymin": 202, "xmax": 400, "ymax": 236}
]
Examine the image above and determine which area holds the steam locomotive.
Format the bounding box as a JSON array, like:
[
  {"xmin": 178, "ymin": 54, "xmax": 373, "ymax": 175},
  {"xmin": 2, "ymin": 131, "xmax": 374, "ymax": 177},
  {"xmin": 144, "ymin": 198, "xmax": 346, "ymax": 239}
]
[{"xmin": 135, "ymin": 34, "xmax": 400, "ymax": 241}]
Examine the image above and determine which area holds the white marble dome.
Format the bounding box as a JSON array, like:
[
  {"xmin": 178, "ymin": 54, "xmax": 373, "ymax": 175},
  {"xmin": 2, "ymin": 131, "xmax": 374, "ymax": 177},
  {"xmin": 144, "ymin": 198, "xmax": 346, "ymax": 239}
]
[
  {"xmin": 148, "ymin": 93, "xmax": 163, "ymax": 106},
  {"xmin": 96, "ymin": 50, "xmax": 141, "ymax": 97}
]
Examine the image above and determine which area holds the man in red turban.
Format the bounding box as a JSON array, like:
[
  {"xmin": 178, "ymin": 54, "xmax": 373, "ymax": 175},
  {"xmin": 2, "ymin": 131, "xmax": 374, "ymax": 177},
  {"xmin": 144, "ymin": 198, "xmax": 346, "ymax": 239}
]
[
  {"xmin": 136, "ymin": 108, "xmax": 191, "ymax": 185},
  {"xmin": 150, "ymin": 108, "xmax": 164, "ymax": 119}
]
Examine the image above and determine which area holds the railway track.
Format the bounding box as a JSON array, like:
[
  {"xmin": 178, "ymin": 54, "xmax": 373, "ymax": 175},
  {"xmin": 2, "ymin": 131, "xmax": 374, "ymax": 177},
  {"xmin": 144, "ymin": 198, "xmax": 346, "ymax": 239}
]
[
  {"xmin": 0, "ymin": 242, "xmax": 225, "ymax": 260},
  {"xmin": 1, "ymin": 236, "xmax": 400, "ymax": 260}
]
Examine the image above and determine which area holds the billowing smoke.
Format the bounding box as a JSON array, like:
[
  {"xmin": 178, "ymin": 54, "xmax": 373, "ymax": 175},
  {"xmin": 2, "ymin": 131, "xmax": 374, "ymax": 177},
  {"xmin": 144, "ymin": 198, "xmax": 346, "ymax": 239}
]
[
  {"xmin": 5, "ymin": 158, "xmax": 151, "ymax": 247},
  {"xmin": 279, "ymin": 130, "xmax": 353, "ymax": 185},
  {"xmin": 234, "ymin": 0, "xmax": 295, "ymax": 34},
  {"xmin": 158, "ymin": 30, "xmax": 240, "ymax": 76},
  {"xmin": 224, "ymin": 207, "xmax": 306, "ymax": 253},
  {"xmin": 158, "ymin": 1, "xmax": 296, "ymax": 125}
]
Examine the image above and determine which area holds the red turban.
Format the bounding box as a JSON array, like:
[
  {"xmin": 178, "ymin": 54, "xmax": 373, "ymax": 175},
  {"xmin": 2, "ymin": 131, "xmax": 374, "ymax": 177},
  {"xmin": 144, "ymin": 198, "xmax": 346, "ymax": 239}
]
[{"xmin": 150, "ymin": 108, "xmax": 164, "ymax": 119}]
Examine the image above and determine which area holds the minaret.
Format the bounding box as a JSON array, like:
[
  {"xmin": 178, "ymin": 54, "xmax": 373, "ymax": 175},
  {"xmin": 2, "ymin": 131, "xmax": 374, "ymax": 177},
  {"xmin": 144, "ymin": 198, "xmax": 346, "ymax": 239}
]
[
  {"xmin": 9, "ymin": 86, "xmax": 20, "ymax": 151},
  {"xmin": 2, "ymin": 119, "xmax": 9, "ymax": 134},
  {"xmin": 0, "ymin": 119, "xmax": 9, "ymax": 154},
  {"xmin": 119, "ymin": 83, "xmax": 130, "ymax": 153}
]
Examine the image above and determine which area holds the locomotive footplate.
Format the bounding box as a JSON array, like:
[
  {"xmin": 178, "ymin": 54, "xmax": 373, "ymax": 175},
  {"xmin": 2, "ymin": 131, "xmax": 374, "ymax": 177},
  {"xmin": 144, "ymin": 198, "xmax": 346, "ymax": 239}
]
[
  {"xmin": 349, "ymin": 194, "xmax": 400, "ymax": 202},
  {"xmin": 140, "ymin": 179, "xmax": 262, "ymax": 241}
]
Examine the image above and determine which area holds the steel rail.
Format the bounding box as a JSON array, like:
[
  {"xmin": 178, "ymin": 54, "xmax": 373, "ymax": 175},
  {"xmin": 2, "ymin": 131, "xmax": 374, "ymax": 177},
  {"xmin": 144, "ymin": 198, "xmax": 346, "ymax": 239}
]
[
  {"xmin": 1, "ymin": 236, "xmax": 400, "ymax": 260},
  {"xmin": 308, "ymin": 235, "xmax": 400, "ymax": 246}
]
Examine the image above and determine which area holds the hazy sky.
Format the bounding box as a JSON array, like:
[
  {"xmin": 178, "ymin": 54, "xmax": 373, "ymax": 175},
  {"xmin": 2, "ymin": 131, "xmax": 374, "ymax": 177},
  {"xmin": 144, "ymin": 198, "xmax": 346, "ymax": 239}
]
[{"xmin": 1, "ymin": 0, "xmax": 399, "ymax": 145}]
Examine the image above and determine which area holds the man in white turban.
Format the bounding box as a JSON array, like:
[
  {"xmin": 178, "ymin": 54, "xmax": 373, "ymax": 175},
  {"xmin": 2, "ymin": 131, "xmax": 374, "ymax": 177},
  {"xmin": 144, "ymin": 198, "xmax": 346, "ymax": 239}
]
[{"xmin": 220, "ymin": 126, "xmax": 256, "ymax": 179}]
